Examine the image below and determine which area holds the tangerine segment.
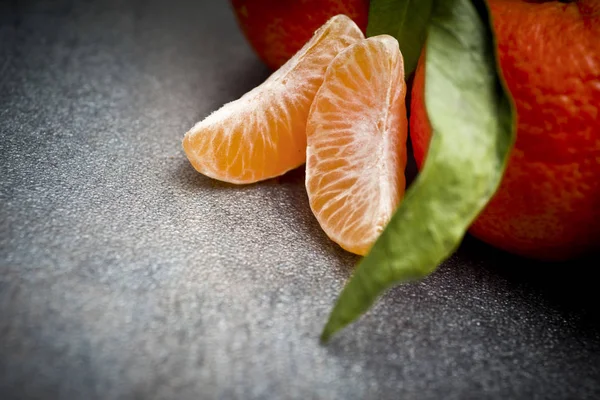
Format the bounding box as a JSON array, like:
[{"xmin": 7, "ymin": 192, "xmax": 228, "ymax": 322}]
[
  {"xmin": 182, "ymin": 15, "xmax": 364, "ymax": 184},
  {"xmin": 306, "ymin": 35, "xmax": 407, "ymax": 255}
]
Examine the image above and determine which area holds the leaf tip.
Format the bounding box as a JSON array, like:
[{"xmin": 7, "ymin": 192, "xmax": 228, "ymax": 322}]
[
  {"xmin": 319, "ymin": 319, "xmax": 339, "ymax": 344},
  {"xmin": 320, "ymin": 298, "xmax": 361, "ymax": 343},
  {"xmin": 319, "ymin": 330, "xmax": 332, "ymax": 344}
]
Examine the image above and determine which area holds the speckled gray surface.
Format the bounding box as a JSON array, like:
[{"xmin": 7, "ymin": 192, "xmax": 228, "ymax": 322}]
[{"xmin": 1, "ymin": 1, "xmax": 599, "ymax": 399}]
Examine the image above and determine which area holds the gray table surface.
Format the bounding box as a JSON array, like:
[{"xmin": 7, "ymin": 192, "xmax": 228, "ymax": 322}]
[{"xmin": 1, "ymin": 1, "xmax": 599, "ymax": 399}]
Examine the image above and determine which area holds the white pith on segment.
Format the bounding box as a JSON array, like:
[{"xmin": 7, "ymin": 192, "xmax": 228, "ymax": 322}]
[{"xmin": 305, "ymin": 35, "xmax": 407, "ymax": 255}]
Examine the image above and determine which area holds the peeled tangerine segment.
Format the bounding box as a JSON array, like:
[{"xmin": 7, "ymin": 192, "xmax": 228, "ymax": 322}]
[
  {"xmin": 305, "ymin": 35, "xmax": 408, "ymax": 255},
  {"xmin": 182, "ymin": 15, "xmax": 364, "ymax": 184}
]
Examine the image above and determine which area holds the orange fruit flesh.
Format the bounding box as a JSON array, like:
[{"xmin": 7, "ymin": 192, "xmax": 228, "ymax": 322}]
[
  {"xmin": 306, "ymin": 35, "xmax": 407, "ymax": 255},
  {"xmin": 182, "ymin": 15, "xmax": 364, "ymax": 184}
]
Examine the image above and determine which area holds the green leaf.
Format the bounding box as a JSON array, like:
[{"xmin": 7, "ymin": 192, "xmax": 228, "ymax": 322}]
[
  {"xmin": 366, "ymin": 0, "xmax": 433, "ymax": 76},
  {"xmin": 321, "ymin": 0, "xmax": 516, "ymax": 343}
]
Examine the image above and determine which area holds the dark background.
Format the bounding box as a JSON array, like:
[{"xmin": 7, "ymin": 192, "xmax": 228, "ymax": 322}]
[{"xmin": 1, "ymin": 1, "xmax": 599, "ymax": 399}]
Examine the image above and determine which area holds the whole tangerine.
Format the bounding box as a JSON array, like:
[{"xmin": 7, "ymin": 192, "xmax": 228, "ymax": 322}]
[
  {"xmin": 230, "ymin": 0, "xmax": 370, "ymax": 70},
  {"xmin": 410, "ymin": 0, "xmax": 600, "ymax": 260}
]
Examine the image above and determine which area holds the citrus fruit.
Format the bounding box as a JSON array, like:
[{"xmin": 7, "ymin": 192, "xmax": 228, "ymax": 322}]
[
  {"xmin": 183, "ymin": 15, "xmax": 364, "ymax": 184},
  {"xmin": 230, "ymin": 0, "xmax": 370, "ymax": 70},
  {"xmin": 410, "ymin": 0, "xmax": 600, "ymax": 260},
  {"xmin": 306, "ymin": 35, "xmax": 407, "ymax": 255}
]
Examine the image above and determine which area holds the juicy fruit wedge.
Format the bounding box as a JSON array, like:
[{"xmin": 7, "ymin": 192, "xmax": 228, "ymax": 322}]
[
  {"xmin": 305, "ymin": 35, "xmax": 408, "ymax": 255},
  {"xmin": 183, "ymin": 15, "xmax": 364, "ymax": 184}
]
